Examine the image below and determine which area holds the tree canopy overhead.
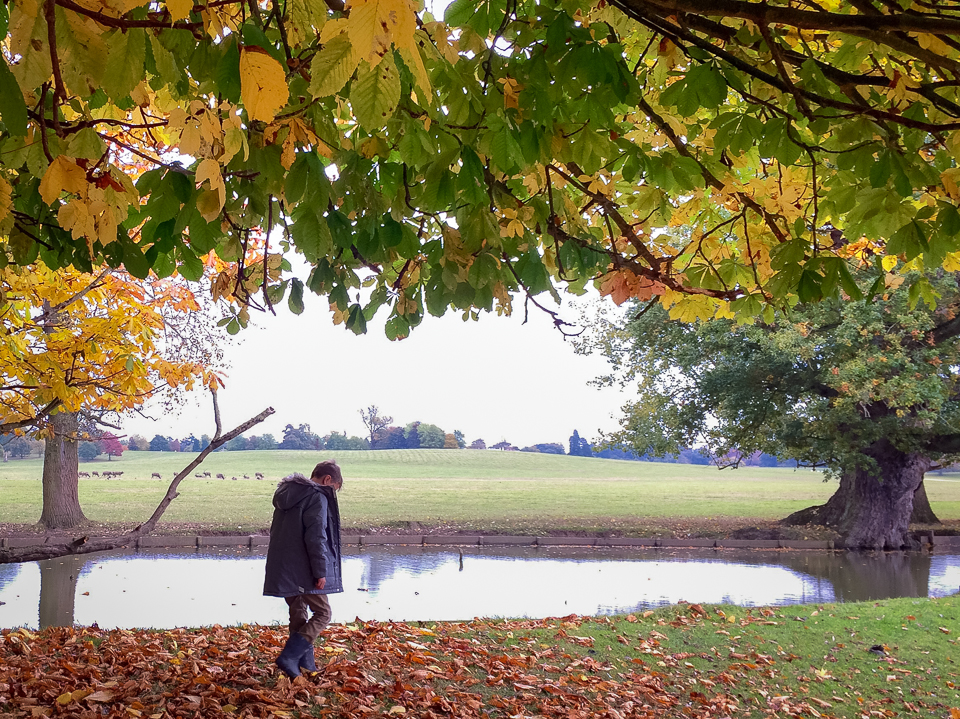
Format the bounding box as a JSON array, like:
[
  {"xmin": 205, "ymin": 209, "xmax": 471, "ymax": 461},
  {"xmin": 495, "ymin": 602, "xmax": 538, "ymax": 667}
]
[{"xmin": 2, "ymin": 0, "xmax": 960, "ymax": 335}]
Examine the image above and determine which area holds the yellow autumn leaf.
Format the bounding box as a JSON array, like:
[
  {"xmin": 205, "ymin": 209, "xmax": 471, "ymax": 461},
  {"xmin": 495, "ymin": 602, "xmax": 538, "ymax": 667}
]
[
  {"xmin": 881, "ymin": 255, "xmax": 899, "ymax": 272},
  {"xmin": 166, "ymin": 0, "xmax": 193, "ymax": 20},
  {"xmin": 943, "ymin": 252, "xmax": 960, "ymax": 272},
  {"xmin": 39, "ymin": 156, "xmax": 89, "ymax": 205},
  {"xmin": 0, "ymin": 176, "xmax": 11, "ymax": 224},
  {"xmin": 345, "ymin": 0, "xmax": 428, "ymax": 92},
  {"xmin": 239, "ymin": 47, "xmax": 288, "ymax": 122}
]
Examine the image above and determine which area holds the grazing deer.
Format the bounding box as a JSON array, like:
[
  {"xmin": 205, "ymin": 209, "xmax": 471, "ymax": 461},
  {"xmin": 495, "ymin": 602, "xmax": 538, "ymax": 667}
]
[
  {"xmin": 203, "ymin": 471, "xmax": 211, "ymax": 477},
  {"xmin": 79, "ymin": 471, "xmax": 90, "ymax": 478},
  {"xmin": 216, "ymin": 473, "xmax": 225, "ymax": 479},
  {"xmin": 91, "ymin": 471, "xmax": 100, "ymax": 477},
  {"xmin": 151, "ymin": 472, "xmax": 161, "ymax": 479},
  {"xmin": 243, "ymin": 474, "xmax": 250, "ymax": 479},
  {"xmin": 255, "ymin": 472, "xmax": 264, "ymax": 480}
]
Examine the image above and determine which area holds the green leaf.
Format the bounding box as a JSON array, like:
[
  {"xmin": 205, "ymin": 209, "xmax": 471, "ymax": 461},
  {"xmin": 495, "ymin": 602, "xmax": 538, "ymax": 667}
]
[
  {"xmin": 938, "ymin": 202, "xmax": 960, "ymax": 237},
  {"xmin": 350, "ymin": 56, "xmax": 400, "ymax": 130},
  {"xmin": 797, "ymin": 268, "xmax": 822, "ymax": 303},
  {"xmin": 65, "ymin": 128, "xmax": 106, "ymax": 160},
  {"xmin": 869, "ymin": 151, "xmax": 891, "ymax": 188},
  {"xmin": 216, "ymin": 37, "xmax": 242, "ymax": 104},
  {"xmin": 309, "ymin": 34, "xmax": 360, "ymax": 98},
  {"xmin": 101, "ymin": 29, "xmax": 147, "ymax": 102},
  {"xmin": 345, "ymin": 303, "xmax": 367, "ymax": 334},
  {"xmin": 0, "ymin": 60, "xmax": 28, "ymax": 136},
  {"xmin": 121, "ymin": 241, "xmax": 151, "ymax": 279},
  {"xmin": 177, "ymin": 247, "xmax": 204, "ymax": 281},
  {"xmin": 288, "ymin": 277, "xmax": 305, "ymax": 314},
  {"xmin": 888, "ymin": 220, "xmax": 927, "ymax": 260},
  {"xmin": 327, "ymin": 210, "xmax": 352, "ymax": 248},
  {"xmin": 292, "ymin": 210, "xmax": 333, "ymax": 262},
  {"xmin": 444, "ymin": 0, "xmax": 478, "ymax": 26}
]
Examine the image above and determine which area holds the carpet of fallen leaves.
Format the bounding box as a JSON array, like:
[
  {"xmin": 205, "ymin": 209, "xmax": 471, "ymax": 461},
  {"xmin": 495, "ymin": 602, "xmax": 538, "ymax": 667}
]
[{"xmin": 2, "ymin": 608, "xmax": 958, "ymax": 719}]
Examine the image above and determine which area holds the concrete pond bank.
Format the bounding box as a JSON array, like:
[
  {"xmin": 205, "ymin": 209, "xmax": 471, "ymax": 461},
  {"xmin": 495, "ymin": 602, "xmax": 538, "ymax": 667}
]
[{"xmin": 3, "ymin": 533, "xmax": 960, "ymax": 550}]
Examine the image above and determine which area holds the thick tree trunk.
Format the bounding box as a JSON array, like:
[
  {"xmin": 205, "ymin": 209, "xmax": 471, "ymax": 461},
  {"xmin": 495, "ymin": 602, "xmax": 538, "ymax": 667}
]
[
  {"xmin": 784, "ymin": 472, "xmax": 940, "ymax": 527},
  {"xmin": 782, "ymin": 440, "xmax": 932, "ymax": 549},
  {"xmin": 909, "ymin": 480, "xmax": 940, "ymax": 524},
  {"xmin": 39, "ymin": 412, "xmax": 87, "ymax": 530}
]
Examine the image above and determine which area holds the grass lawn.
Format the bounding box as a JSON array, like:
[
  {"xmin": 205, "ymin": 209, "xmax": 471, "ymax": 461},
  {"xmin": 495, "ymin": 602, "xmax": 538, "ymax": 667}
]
[
  {"xmin": 3, "ymin": 596, "xmax": 958, "ymax": 718},
  {"xmin": 2, "ymin": 449, "xmax": 959, "ymax": 535}
]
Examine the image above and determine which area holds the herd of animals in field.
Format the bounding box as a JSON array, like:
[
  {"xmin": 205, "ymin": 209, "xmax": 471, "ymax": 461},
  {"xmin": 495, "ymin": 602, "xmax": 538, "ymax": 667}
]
[{"xmin": 79, "ymin": 471, "xmax": 267, "ymax": 480}]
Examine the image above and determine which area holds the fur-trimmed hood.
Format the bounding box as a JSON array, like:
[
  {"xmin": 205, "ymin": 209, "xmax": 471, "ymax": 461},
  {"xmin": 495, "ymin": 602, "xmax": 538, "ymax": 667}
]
[{"xmin": 272, "ymin": 473, "xmax": 322, "ymax": 510}]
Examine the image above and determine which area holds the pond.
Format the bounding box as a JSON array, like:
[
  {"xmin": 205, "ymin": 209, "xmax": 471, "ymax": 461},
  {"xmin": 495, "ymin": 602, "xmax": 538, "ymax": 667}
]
[{"xmin": 1, "ymin": 546, "xmax": 959, "ymax": 630}]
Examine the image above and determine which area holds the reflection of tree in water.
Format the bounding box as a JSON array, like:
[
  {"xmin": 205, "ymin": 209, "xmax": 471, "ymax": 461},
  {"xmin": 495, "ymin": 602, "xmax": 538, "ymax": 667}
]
[
  {"xmin": 39, "ymin": 556, "xmax": 85, "ymax": 629},
  {"xmin": 593, "ymin": 550, "xmax": 934, "ymax": 616},
  {"xmin": 353, "ymin": 547, "xmax": 455, "ymax": 591},
  {"xmin": 778, "ymin": 551, "xmax": 930, "ymax": 603},
  {"xmin": 0, "ymin": 562, "xmax": 23, "ymax": 593}
]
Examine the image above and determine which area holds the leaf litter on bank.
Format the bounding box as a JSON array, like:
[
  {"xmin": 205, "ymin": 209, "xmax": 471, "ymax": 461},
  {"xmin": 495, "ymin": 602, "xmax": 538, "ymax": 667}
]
[{"xmin": 2, "ymin": 598, "xmax": 959, "ymax": 718}]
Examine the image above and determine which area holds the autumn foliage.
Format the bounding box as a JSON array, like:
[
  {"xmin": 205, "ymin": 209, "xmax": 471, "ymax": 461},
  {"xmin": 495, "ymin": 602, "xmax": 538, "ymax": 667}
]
[
  {"xmin": 3, "ymin": 0, "xmax": 960, "ymax": 337},
  {"xmin": 3, "ymin": 603, "xmax": 959, "ymax": 718},
  {"xmin": 0, "ymin": 262, "xmax": 220, "ymax": 434}
]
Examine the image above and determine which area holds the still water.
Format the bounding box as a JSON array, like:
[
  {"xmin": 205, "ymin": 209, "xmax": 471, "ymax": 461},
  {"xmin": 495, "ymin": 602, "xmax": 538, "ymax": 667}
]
[{"xmin": 1, "ymin": 545, "xmax": 959, "ymax": 630}]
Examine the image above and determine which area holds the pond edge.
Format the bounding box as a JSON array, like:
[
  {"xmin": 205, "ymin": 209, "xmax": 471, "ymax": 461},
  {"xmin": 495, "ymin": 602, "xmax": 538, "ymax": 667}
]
[{"xmin": 3, "ymin": 534, "xmax": 958, "ymax": 550}]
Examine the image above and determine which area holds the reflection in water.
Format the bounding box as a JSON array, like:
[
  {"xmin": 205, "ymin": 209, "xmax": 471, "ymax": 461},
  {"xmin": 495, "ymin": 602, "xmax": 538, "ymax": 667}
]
[{"xmin": 0, "ymin": 546, "xmax": 957, "ymax": 630}]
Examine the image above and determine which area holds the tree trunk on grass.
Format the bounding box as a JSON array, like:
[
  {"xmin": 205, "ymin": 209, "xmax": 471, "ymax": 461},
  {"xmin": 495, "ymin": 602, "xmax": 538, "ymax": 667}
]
[
  {"xmin": 39, "ymin": 412, "xmax": 87, "ymax": 530},
  {"xmin": 781, "ymin": 440, "xmax": 932, "ymax": 549}
]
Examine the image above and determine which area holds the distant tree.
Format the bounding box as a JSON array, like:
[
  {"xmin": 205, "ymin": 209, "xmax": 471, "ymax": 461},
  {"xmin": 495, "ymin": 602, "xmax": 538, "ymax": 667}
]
[
  {"xmin": 418, "ymin": 423, "xmax": 445, "ymax": 449},
  {"xmin": 347, "ymin": 435, "xmax": 370, "ymax": 450},
  {"xmin": 200, "ymin": 435, "xmax": 211, "ymax": 450},
  {"xmin": 677, "ymin": 448, "xmax": 710, "ymax": 465},
  {"xmin": 453, "ymin": 430, "xmax": 466, "ymax": 449},
  {"xmin": 225, "ymin": 435, "xmax": 249, "ymax": 451},
  {"xmin": 78, "ymin": 441, "xmax": 101, "ymax": 461},
  {"xmin": 127, "ymin": 434, "xmax": 149, "ymax": 451},
  {"xmin": 443, "ymin": 433, "xmax": 459, "ymax": 449},
  {"xmin": 149, "ymin": 435, "xmax": 170, "ymax": 452},
  {"xmin": 360, "ymin": 406, "xmax": 393, "ymax": 448},
  {"xmin": 469, "ymin": 439, "xmax": 486, "ymax": 450},
  {"xmin": 180, "ymin": 435, "xmax": 200, "ymax": 453},
  {"xmin": 168, "ymin": 438, "xmax": 182, "ymax": 452},
  {"xmin": 491, "ymin": 441, "xmax": 516, "ymax": 451},
  {"xmin": 7, "ymin": 436, "xmax": 32, "ymax": 459},
  {"xmin": 280, "ymin": 423, "xmax": 323, "ymax": 450},
  {"xmin": 595, "ymin": 447, "xmax": 641, "ymax": 460},
  {"xmin": 520, "ymin": 446, "xmax": 540, "ymax": 453},
  {"xmin": 325, "ymin": 432, "xmax": 368, "ymax": 451},
  {"xmin": 535, "ymin": 443, "xmax": 565, "ymax": 455},
  {"xmin": 325, "ymin": 432, "xmax": 349, "ymax": 451},
  {"xmin": 249, "ymin": 434, "xmax": 278, "ymax": 450},
  {"xmin": 758, "ymin": 453, "xmax": 780, "ymax": 468},
  {"xmin": 101, "ymin": 434, "xmax": 124, "ymax": 460},
  {"xmin": 381, "ymin": 426, "xmax": 407, "ymax": 449},
  {"xmin": 569, "ymin": 430, "xmax": 583, "ymax": 457},
  {"xmin": 404, "ymin": 422, "xmax": 421, "ymax": 449}
]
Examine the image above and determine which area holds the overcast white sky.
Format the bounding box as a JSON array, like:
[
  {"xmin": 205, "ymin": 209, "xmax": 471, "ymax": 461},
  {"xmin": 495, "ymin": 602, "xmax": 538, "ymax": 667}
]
[{"xmin": 119, "ymin": 289, "xmax": 633, "ymax": 448}]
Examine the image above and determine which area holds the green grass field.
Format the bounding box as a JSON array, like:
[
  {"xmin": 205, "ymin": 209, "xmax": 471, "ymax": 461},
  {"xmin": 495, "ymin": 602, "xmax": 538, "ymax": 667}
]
[{"xmin": 2, "ymin": 449, "xmax": 959, "ymax": 534}]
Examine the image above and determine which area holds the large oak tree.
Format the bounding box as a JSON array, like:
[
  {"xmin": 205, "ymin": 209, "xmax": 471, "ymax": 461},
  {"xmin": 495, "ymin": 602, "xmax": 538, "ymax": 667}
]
[
  {"xmin": 2, "ymin": 0, "xmax": 960, "ymax": 333},
  {"xmin": 578, "ymin": 270, "xmax": 960, "ymax": 550}
]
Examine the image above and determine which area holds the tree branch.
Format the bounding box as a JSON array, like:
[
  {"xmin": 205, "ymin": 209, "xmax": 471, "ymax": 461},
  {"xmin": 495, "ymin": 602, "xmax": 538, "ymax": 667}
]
[{"xmin": 0, "ymin": 405, "xmax": 275, "ymax": 564}]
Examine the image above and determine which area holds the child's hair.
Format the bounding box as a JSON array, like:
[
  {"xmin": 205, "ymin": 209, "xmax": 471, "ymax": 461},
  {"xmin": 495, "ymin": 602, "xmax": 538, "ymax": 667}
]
[{"xmin": 311, "ymin": 460, "xmax": 343, "ymax": 486}]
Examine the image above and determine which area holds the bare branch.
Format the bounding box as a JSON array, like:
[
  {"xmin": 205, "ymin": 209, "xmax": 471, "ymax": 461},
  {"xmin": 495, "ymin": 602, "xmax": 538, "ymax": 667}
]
[{"xmin": 0, "ymin": 405, "xmax": 275, "ymax": 564}]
